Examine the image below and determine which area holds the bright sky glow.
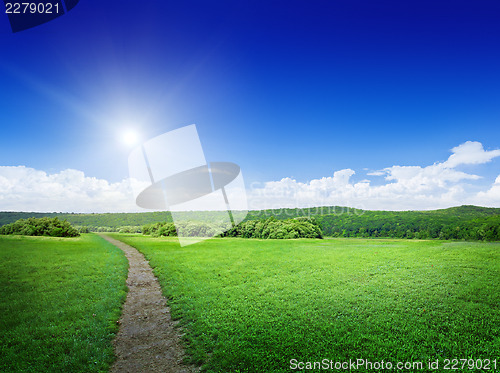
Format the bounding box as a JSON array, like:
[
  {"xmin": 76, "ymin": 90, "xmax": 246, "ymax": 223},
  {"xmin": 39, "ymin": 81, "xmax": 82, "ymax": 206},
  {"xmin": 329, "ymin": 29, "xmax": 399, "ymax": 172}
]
[{"xmin": 121, "ymin": 130, "xmax": 139, "ymax": 146}]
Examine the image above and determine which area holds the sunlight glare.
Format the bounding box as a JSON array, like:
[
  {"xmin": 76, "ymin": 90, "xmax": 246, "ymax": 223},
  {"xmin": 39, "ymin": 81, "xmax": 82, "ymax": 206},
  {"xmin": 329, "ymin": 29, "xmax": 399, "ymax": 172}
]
[{"xmin": 122, "ymin": 130, "xmax": 139, "ymax": 146}]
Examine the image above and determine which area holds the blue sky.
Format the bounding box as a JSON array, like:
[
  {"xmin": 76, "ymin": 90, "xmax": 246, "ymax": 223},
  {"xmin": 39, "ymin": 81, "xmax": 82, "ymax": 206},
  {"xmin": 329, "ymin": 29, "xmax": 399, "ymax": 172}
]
[{"xmin": 0, "ymin": 0, "xmax": 499, "ymax": 212}]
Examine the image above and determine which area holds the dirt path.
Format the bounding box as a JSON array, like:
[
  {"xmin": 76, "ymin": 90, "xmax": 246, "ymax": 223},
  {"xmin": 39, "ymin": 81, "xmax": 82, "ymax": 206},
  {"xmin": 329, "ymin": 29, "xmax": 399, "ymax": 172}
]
[{"xmin": 99, "ymin": 234, "xmax": 199, "ymax": 373}]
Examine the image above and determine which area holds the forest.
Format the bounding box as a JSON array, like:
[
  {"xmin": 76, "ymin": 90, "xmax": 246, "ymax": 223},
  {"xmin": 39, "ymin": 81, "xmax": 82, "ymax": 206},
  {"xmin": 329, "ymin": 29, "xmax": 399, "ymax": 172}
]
[{"xmin": 0, "ymin": 205, "xmax": 499, "ymax": 241}]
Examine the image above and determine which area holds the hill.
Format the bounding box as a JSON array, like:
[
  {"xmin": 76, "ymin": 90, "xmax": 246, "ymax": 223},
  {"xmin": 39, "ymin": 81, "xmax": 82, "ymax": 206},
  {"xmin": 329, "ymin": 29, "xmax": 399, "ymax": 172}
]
[
  {"xmin": 0, "ymin": 205, "xmax": 499, "ymax": 241},
  {"xmin": 0, "ymin": 211, "xmax": 173, "ymax": 229}
]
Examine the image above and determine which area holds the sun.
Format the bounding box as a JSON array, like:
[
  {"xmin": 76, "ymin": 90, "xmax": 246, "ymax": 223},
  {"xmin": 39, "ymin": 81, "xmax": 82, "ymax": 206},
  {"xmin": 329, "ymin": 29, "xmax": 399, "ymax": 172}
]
[{"xmin": 121, "ymin": 130, "xmax": 139, "ymax": 146}]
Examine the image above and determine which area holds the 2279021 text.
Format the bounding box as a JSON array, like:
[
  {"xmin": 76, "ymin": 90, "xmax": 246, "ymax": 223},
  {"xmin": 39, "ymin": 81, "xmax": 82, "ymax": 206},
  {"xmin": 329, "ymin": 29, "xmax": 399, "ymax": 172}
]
[{"xmin": 5, "ymin": 2, "xmax": 61, "ymax": 14}]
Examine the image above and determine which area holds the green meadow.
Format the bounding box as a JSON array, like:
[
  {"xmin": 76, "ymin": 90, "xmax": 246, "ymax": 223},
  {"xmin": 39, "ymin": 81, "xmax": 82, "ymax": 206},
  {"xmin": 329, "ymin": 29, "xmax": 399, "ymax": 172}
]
[
  {"xmin": 0, "ymin": 234, "xmax": 128, "ymax": 373},
  {"xmin": 110, "ymin": 235, "xmax": 500, "ymax": 372},
  {"xmin": 2, "ymin": 232, "xmax": 499, "ymax": 372}
]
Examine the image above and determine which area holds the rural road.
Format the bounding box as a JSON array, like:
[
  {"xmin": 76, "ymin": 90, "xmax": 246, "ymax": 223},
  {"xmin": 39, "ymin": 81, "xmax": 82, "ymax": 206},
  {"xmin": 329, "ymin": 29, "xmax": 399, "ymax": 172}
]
[{"xmin": 99, "ymin": 234, "xmax": 199, "ymax": 373}]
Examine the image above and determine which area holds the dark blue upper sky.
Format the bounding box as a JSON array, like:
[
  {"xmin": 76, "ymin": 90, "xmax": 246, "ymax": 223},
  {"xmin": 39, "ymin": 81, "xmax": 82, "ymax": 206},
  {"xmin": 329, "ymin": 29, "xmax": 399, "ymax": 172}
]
[{"xmin": 1, "ymin": 0, "xmax": 499, "ymax": 188}]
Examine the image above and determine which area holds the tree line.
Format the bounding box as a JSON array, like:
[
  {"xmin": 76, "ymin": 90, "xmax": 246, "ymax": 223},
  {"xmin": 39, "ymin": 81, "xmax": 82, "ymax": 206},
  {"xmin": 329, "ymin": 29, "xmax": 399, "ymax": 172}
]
[
  {"xmin": 1, "ymin": 205, "xmax": 499, "ymax": 241},
  {"xmin": 247, "ymin": 205, "xmax": 500, "ymax": 241},
  {"xmin": 142, "ymin": 217, "xmax": 323, "ymax": 239}
]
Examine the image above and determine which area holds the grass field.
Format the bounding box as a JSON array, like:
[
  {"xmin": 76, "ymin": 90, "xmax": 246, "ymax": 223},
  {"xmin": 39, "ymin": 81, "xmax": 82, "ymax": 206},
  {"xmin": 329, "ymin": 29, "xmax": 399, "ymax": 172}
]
[
  {"xmin": 0, "ymin": 234, "xmax": 128, "ymax": 373},
  {"xmin": 110, "ymin": 235, "xmax": 500, "ymax": 372}
]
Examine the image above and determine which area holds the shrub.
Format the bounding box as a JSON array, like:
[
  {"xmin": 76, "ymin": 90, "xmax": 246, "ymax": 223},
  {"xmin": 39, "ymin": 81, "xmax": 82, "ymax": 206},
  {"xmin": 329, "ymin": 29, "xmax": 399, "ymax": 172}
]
[
  {"xmin": 141, "ymin": 217, "xmax": 323, "ymax": 240},
  {"xmin": 143, "ymin": 222, "xmax": 178, "ymax": 237},
  {"xmin": 0, "ymin": 217, "xmax": 80, "ymax": 237},
  {"xmin": 221, "ymin": 217, "xmax": 323, "ymax": 239},
  {"xmin": 118, "ymin": 226, "xmax": 142, "ymax": 234}
]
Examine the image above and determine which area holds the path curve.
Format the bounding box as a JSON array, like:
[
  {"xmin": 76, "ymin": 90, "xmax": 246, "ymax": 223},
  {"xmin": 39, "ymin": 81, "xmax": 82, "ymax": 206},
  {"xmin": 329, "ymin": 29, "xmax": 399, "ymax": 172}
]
[{"xmin": 99, "ymin": 234, "xmax": 199, "ymax": 373}]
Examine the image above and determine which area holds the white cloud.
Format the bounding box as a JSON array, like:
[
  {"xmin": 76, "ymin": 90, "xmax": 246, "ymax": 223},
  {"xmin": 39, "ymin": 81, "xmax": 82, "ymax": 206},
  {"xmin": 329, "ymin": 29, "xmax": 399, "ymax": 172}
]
[
  {"xmin": 367, "ymin": 170, "xmax": 385, "ymax": 176},
  {"xmin": 444, "ymin": 141, "xmax": 500, "ymax": 168},
  {"xmin": 1, "ymin": 141, "xmax": 499, "ymax": 213},
  {"xmin": 0, "ymin": 166, "xmax": 139, "ymax": 213},
  {"xmin": 471, "ymin": 175, "xmax": 500, "ymax": 206},
  {"xmin": 247, "ymin": 141, "xmax": 500, "ymax": 211}
]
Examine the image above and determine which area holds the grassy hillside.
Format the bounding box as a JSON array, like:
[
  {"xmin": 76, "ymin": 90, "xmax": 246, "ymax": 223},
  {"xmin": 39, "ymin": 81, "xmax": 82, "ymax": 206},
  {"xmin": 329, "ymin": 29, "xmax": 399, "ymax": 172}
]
[
  {"xmin": 0, "ymin": 234, "xmax": 128, "ymax": 372},
  {"xmin": 110, "ymin": 234, "xmax": 500, "ymax": 372}
]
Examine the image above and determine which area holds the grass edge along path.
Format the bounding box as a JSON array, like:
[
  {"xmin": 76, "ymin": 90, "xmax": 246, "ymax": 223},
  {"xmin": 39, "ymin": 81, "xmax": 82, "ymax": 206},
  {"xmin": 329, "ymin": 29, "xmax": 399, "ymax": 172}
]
[
  {"xmin": 109, "ymin": 235, "xmax": 500, "ymax": 373},
  {"xmin": 99, "ymin": 234, "xmax": 199, "ymax": 373},
  {"xmin": 0, "ymin": 233, "xmax": 128, "ymax": 373}
]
